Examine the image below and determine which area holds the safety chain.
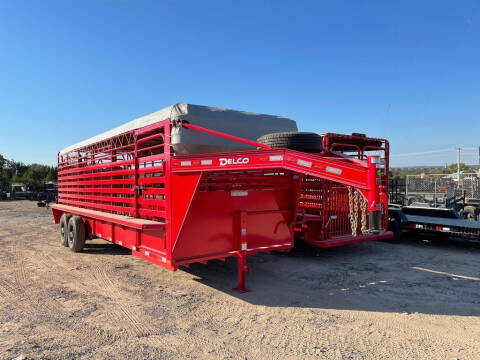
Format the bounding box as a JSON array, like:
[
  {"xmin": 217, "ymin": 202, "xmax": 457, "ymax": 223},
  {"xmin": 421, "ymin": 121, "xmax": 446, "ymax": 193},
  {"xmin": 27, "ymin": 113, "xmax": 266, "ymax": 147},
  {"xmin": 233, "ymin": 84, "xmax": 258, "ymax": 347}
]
[
  {"xmin": 348, "ymin": 187, "xmax": 368, "ymax": 236},
  {"xmin": 348, "ymin": 187, "xmax": 358, "ymax": 236},
  {"xmin": 360, "ymin": 193, "xmax": 367, "ymax": 235}
]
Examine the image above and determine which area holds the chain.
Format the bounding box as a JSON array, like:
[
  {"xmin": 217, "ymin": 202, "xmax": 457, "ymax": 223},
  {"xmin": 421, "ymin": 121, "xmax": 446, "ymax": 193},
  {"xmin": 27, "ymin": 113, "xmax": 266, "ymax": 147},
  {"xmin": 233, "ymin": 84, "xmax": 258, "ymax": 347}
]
[
  {"xmin": 349, "ymin": 187, "xmax": 368, "ymax": 236},
  {"xmin": 353, "ymin": 190, "xmax": 359, "ymax": 235},
  {"xmin": 360, "ymin": 193, "xmax": 367, "ymax": 234},
  {"xmin": 348, "ymin": 187, "xmax": 359, "ymax": 236},
  {"xmin": 348, "ymin": 187, "xmax": 355, "ymax": 236}
]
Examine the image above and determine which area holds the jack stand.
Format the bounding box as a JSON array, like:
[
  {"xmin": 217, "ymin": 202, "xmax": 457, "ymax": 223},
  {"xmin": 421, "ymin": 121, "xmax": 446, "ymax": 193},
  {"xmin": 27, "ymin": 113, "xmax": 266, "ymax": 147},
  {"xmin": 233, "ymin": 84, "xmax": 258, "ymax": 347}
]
[
  {"xmin": 233, "ymin": 210, "xmax": 251, "ymax": 293},
  {"xmin": 233, "ymin": 251, "xmax": 251, "ymax": 293}
]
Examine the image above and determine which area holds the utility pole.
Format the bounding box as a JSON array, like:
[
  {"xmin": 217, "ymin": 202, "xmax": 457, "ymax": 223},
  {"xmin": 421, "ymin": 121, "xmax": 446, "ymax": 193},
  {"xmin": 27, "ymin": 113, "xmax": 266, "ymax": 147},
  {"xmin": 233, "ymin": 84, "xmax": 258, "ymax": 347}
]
[{"xmin": 456, "ymin": 148, "xmax": 461, "ymax": 181}]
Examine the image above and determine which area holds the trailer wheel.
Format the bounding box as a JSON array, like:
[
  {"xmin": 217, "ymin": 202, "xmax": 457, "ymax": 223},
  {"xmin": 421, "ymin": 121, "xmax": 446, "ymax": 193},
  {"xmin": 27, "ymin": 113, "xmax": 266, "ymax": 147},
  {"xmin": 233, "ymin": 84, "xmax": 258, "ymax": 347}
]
[
  {"xmin": 463, "ymin": 206, "xmax": 477, "ymax": 221},
  {"xmin": 256, "ymin": 132, "xmax": 323, "ymax": 153},
  {"xmin": 388, "ymin": 216, "xmax": 402, "ymax": 242},
  {"xmin": 67, "ymin": 216, "xmax": 86, "ymax": 252},
  {"xmin": 60, "ymin": 214, "xmax": 71, "ymax": 247},
  {"xmin": 407, "ymin": 195, "xmax": 422, "ymax": 205}
]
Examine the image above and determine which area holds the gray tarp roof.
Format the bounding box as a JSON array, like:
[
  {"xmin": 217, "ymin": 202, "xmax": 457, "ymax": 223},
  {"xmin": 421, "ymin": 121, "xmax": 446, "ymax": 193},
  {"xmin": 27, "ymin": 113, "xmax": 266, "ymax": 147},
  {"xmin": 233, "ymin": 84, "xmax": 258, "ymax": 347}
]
[{"xmin": 59, "ymin": 103, "xmax": 297, "ymax": 155}]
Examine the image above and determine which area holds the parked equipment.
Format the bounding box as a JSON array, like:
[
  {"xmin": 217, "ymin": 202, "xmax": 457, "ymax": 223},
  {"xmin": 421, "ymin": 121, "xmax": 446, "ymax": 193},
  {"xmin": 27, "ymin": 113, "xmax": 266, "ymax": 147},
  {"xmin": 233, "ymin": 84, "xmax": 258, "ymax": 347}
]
[
  {"xmin": 405, "ymin": 173, "xmax": 480, "ymax": 219},
  {"xmin": 35, "ymin": 181, "xmax": 58, "ymax": 206},
  {"xmin": 388, "ymin": 204, "xmax": 480, "ymax": 242},
  {"xmin": 10, "ymin": 182, "xmax": 34, "ymax": 200},
  {"xmin": 51, "ymin": 103, "xmax": 391, "ymax": 291}
]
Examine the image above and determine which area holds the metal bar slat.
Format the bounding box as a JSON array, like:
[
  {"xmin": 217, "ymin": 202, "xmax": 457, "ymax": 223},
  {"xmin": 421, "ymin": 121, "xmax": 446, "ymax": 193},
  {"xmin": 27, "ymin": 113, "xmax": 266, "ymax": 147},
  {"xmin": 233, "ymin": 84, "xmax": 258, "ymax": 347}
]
[
  {"xmin": 58, "ymin": 198, "xmax": 135, "ymax": 215},
  {"xmin": 60, "ymin": 193, "xmax": 135, "ymax": 204},
  {"xmin": 57, "ymin": 187, "xmax": 134, "ymax": 194},
  {"xmin": 138, "ymin": 198, "xmax": 166, "ymax": 207},
  {"xmin": 137, "ymin": 153, "xmax": 165, "ymax": 163},
  {"xmin": 137, "ymin": 166, "xmax": 164, "ymax": 175},
  {"xmin": 138, "ymin": 208, "xmax": 166, "ymax": 218},
  {"xmin": 59, "ymin": 179, "xmax": 135, "ymax": 186},
  {"xmin": 142, "ymin": 188, "xmax": 165, "ymax": 195},
  {"xmin": 58, "ymin": 168, "xmax": 135, "ymax": 180},
  {"xmin": 137, "ymin": 177, "xmax": 165, "ymax": 185},
  {"xmin": 58, "ymin": 158, "xmax": 134, "ymax": 175}
]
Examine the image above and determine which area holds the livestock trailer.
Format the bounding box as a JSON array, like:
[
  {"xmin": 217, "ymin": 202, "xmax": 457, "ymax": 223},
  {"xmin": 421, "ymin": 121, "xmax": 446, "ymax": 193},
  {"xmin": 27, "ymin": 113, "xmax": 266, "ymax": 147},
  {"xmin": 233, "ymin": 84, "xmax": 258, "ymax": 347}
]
[{"xmin": 51, "ymin": 103, "xmax": 392, "ymax": 291}]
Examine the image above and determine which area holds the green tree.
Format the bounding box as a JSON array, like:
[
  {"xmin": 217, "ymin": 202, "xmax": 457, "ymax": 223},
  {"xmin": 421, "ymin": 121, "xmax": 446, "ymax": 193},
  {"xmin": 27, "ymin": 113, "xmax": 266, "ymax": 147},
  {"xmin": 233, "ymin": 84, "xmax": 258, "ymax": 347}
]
[{"xmin": 447, "ymin": 163, "xmax": 470, "ymax": 173}]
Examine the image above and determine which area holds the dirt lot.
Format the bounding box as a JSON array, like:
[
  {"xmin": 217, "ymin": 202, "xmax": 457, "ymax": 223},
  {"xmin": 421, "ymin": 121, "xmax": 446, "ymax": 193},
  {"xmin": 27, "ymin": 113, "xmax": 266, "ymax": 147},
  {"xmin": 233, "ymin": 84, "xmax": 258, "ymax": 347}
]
[{"xmin": 0, "ymin": 201, "xmax": 480, "ymax": 359}]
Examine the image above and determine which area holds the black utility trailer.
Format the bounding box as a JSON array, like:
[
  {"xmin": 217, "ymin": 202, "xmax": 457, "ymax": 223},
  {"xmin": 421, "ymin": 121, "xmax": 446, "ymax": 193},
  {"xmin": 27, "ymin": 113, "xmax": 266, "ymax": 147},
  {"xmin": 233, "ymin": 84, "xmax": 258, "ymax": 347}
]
[
  {"xmin": 388, "ymin": 204, "xmax": 480, "ymax": 241},
  {"xmin": 403, "ymin": 173, "xmax": 480, "ymax": 220}
]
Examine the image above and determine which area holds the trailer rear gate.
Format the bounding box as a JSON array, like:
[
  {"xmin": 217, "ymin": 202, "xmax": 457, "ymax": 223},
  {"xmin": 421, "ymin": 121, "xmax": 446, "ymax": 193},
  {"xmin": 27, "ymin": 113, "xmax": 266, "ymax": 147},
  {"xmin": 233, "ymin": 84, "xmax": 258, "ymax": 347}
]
[{"xmin": 51, "ymin": 104, "xmax": 391, "ymax": 291}]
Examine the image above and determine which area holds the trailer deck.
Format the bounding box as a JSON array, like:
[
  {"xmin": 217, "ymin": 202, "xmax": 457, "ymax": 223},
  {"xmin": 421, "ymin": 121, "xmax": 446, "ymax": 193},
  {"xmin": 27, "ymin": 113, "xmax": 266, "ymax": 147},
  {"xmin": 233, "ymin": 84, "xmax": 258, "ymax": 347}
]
[
  {"xmin": 389, "ymin": 205, "xmax": 480, "ymax": 240},
  {"xmin": 405, "ymin": 215, "xmax": 480, "ymax": 229}
]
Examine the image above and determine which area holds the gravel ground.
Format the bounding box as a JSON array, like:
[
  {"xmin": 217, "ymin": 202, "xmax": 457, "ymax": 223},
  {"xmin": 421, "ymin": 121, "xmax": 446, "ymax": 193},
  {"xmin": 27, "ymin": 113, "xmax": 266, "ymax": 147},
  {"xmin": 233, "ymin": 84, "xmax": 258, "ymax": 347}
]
[{"xmin": 0, "ymin": 201, "xmax": 479, "ymax": 359}]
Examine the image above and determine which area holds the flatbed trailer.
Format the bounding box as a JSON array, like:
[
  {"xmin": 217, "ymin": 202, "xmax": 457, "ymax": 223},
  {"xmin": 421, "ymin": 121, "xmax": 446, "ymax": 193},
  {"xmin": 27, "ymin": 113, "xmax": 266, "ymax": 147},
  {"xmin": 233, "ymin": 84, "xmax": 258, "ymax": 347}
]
[
  {"xmin": 388, "ymin": 205, "xmax": 480, "ymax": 241},
  {"xmin": 51, "ymin": 104, "xmax": 391, "ymax": 291}
]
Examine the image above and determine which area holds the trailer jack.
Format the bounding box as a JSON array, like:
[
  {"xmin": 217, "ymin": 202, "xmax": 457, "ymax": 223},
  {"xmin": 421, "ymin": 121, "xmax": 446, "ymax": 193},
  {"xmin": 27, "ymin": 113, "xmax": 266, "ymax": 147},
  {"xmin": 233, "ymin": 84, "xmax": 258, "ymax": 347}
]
[
  {"xmin": 368, "ymin": 210, "xmax": 383, "ymax": 234},
  {"xmin": 233, "ymin": 251, "xmax": 251, "ymax": 293},
  {"xmin": 233, "ymin": 210, "xmax": 251, "ymax": 293}
]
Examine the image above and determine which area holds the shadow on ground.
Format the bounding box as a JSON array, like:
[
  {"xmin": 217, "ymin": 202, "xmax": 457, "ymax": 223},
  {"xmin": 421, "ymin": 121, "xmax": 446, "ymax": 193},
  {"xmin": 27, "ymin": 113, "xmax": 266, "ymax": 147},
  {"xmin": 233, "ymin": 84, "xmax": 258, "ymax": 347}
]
[
  {"xmin": 84, "ymin": 235, "xmax": 480, "ymax": 316},
  {"xmin": 181, "ymin": 236, "xmax": 480, "ymax": 316},
  {"xmin": 83, "ymin": 242, "xmax": 132, "ymax": 255}
]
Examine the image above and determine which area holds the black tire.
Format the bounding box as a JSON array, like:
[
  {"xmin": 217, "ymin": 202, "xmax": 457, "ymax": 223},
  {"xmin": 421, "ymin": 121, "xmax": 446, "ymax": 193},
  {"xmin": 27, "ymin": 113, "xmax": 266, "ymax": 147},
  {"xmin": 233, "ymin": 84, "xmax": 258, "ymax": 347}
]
[
  {"xmin": 59, "ymin": 214, "xmax": 71, "ymax": 247},
  {"xmin": 407, "ymin": 195, "xmax": 424, "ymax": 206},
  {"xmin": 256, "ymin": 132, "xmax": 323, "ymax": 153},
  {"xmin": 388, "ymin": 216, "xmax": 402, "ymax": 242},
  {"xmin": 67, "ymin": 216, "xmax": 86, "ymax": 252},
  {"xmin": 463, "ymin": 206, "xmax": 477, "ymax": 221}
]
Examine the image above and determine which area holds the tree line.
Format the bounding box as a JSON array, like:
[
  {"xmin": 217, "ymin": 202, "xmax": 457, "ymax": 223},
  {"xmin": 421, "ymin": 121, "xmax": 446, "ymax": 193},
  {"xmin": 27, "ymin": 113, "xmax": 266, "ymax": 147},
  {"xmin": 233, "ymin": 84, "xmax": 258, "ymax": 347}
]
[{"xmin": 0, "ymin": 154, "xmax": 57, "ymax": 190}]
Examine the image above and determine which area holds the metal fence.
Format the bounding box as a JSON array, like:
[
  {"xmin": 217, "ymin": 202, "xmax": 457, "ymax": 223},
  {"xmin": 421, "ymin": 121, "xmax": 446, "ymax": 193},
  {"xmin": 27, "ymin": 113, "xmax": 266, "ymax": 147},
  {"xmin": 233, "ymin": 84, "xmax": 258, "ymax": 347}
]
[
  {"xmin": 389, "ymin": 178, "xmax": 406, "ymax": 205},
  {"xmin": 405, "ymin": 173, "xmax": 480, "ymax": 205}
]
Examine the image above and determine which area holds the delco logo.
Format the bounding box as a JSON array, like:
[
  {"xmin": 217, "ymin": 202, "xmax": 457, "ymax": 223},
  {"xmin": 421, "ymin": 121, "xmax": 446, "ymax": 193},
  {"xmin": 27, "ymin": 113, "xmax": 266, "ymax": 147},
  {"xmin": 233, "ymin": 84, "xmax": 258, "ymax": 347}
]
[{"xmin": 219, "ymin": 157, "xmax": 250, "ymax": 166}]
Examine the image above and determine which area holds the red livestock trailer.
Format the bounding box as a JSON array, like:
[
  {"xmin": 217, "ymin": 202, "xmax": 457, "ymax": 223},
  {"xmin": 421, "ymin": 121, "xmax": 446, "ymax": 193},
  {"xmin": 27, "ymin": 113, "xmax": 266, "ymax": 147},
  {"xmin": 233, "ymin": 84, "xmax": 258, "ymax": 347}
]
[{"xmin": 51, "ymin": 104, "xmax": 392, "ymax": 291}]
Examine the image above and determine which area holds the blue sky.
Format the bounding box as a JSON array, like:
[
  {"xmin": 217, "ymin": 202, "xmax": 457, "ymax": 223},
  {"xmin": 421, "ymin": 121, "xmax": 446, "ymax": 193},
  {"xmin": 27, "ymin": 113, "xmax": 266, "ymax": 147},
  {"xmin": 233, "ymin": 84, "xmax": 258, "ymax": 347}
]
[{"xmin": 0, "ymin": 1, "xmax": 479, "ymax": 167}]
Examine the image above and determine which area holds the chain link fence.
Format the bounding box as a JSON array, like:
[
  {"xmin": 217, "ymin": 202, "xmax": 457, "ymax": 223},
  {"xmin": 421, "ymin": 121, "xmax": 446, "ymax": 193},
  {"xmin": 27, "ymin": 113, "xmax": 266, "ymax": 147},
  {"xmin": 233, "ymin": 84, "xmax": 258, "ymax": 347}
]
[{"xmin": 405, "ymin": 173, "xmax": 480, "ymax": 205}]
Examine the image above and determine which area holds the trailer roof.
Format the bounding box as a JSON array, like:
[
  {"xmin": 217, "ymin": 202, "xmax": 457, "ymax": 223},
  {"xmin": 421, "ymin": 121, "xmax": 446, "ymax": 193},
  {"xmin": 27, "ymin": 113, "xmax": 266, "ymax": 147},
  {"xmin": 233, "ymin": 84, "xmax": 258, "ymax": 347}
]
[{"xmin": 59, "ymin": 103, "xmax": 295, "ymax": 156}]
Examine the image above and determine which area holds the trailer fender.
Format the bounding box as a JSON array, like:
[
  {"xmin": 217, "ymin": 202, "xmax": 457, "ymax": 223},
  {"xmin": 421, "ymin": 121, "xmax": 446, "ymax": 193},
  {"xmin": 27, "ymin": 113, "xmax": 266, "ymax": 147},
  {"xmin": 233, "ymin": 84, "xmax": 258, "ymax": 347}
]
[
  {"xmin": 387, "ymin": 208, "xmax": 406, "ymax": 241},
  {"xmin": 388, "ymin": 207, "xmax": 408, "ymax": 224}
]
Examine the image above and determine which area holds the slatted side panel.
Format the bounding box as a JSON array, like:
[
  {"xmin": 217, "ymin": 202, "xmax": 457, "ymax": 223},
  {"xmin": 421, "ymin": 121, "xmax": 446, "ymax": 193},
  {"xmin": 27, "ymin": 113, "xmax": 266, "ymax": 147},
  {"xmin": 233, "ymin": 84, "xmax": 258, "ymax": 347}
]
[
  {"xmin": 57, "ymin": 126, "xmax": 167, "ymax": 222},
  {"xmin": 298, "ymin": 177, "xmax": 323, "ymax": 211},
  {"xmin": 325, "ymin": 186, "xmax": 352, "ymax": 238},
  {"xmin": 298, "ymin": 177, "xmax": 354, "ymax": 240},
  {"xmin": 198, "ymin": 169, "xmax": 293, "ymax": 192},
  {"xmin": 137, "ymin": 145, "xmax": 167, "ymax": 221},
  {"xmin": 58, "ymin": 132, "xmax": 137, "ymax": 216}
]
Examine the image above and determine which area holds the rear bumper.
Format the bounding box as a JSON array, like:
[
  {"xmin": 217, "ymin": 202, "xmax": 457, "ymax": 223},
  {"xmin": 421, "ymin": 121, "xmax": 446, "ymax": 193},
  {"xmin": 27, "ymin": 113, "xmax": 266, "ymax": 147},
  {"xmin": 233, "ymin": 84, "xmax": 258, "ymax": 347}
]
[{"xmin": 303, "ymin": 231, "xmax": 393, "ymax": 248}]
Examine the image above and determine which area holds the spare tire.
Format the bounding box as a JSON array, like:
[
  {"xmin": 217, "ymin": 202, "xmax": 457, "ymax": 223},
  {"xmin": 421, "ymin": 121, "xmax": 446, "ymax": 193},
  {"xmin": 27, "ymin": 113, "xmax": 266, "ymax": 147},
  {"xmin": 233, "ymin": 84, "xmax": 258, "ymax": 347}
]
[{"xmin": 257, "ymin": 132, "xmax": 323, "ymax": 153}]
